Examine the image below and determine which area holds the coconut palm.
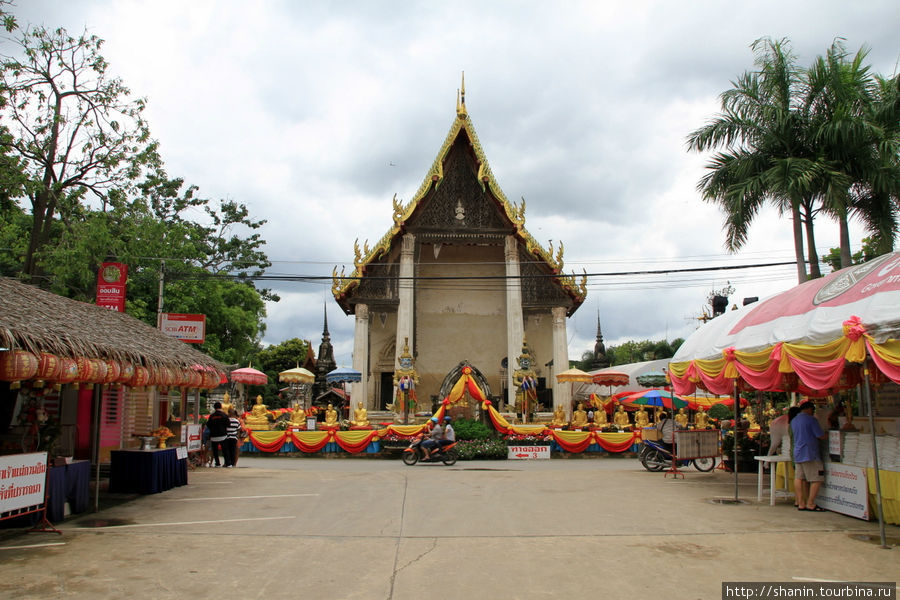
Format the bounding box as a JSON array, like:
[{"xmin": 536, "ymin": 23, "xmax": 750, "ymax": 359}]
[
  {"xmin": 806, "ymin": 41, "xmax": 900, "ymax": 267},
  {"xmin": 688, "ymin": 38, "xmax": 821, "ymax": 283}
]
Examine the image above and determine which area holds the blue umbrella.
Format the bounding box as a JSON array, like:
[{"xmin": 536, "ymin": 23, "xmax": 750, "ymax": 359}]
[{"xmin": 326, "ymin": 367, "xmax": 361, "ymax": 385}]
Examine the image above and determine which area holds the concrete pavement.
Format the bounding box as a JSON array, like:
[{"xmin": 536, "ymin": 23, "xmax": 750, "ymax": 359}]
[{"xmin": 1, "ymin": 456, "xmax": 896, "ymax": 599}]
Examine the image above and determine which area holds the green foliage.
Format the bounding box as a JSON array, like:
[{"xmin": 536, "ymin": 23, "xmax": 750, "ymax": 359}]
[
  {"xmin": 822, "ymin": 237, "xmax": 880, "ymax": 272},
  {"xmin": 452, "ymin": 418, "xmax": 494, "ymax": 441},
  {"xmin": 607, "ymin": 338, "xmax": 683, "ymax": 366},
  {"xmin": 456, "ymin": 439, "xmax": 508, "ymax": 460},
  {"xmin": 708, "ymin": 403, "xmax": 733, "ymax": 421},
  {"xmin": 253, "ymin": 339, "xmax": 311, "ymax": 407}
]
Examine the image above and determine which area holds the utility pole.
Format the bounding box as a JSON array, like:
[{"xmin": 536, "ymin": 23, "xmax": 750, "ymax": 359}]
[{"xmin": 156, "ymin": 260, "xmax": 165, "ymax": 329}]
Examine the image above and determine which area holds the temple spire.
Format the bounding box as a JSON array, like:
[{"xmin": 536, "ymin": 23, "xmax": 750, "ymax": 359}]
[{"xmin": 456, "ymin": 71, "xmax": 467, "ymax": 118}]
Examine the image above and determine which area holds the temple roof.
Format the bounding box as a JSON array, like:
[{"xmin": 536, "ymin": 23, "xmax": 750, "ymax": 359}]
[{"xmin": 332, "ymin": 82, "xmax": 587, "ymax": 312}]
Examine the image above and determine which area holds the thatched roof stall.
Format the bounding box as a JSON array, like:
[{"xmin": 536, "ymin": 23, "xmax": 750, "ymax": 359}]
[{"xmin": 0, "ymin": 277, "xmax": 223, "ymax": 373}]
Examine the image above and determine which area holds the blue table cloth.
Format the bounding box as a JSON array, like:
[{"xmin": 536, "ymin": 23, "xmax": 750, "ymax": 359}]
[{"xmin": 109, "ymin": 448, "xmax": 187, "ymax": 494}]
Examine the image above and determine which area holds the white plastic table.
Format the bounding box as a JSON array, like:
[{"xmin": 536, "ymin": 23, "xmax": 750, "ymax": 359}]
[{"xmin": 754, "ymin": 455, "xmax": 793, "ymax": 505}]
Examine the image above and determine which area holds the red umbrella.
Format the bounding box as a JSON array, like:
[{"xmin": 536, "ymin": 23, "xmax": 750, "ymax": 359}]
[
  {"xmin": 591, "ymin": 370, "xmax": 630, "ymax": 386},
  {"xmin": 230, "ymin": 366, "xmax": 268, "ymax": 386}
]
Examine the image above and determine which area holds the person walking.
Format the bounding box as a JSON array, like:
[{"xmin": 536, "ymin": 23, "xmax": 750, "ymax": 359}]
[
  {"xmin": 224, "ymin": 408, "xmax": 242, "ymax": 467},
  {"xmin": 206, "ymin": 401, "xmax": 230, "ymax": 467},
  {"xmin": 791, "ymin": 401, "xmax": 826, "ymax": 511}
]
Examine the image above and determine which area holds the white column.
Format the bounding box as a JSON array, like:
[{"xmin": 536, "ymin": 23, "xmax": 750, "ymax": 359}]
[
  {"xmin": 504, "ymin": 236, "xmax": 524, "ymax": 412},
  {"xmin": 352, "ymin": 303, "xmax": 369, "ymax": 409},
  {"xmin": 551, "ymin": 306, "xmax": 570, "ymax": 418},
  {"xmin": 395, "ymin": 234, "xmax": 415, "ymax": 368}
]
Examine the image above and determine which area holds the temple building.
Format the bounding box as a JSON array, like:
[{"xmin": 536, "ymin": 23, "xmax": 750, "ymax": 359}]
[{"xmin": 332, "ymin": 81, "xmax": 586, "ymax": 416}]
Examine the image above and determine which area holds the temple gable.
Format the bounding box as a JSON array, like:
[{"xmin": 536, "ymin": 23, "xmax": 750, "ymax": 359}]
[{"xmin": 408, "ymin": 139, "xmax": 513, "ymax": 236}]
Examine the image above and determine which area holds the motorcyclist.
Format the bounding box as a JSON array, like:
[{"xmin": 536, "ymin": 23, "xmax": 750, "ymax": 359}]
[
  {"xmin": 438, "ymin": 416, "xmax": 455, "ymax": 450},
  {"xmin": 657, "ymin": 410, "xmax": 674, "ymax": 454},
  {"xmin": 422, "ymin": 417, "xmax": 443, "ymax": 460}
]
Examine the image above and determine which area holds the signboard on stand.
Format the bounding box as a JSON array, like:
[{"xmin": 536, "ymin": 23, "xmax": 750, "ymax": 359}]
[
  {"xmin": 0, "ymin": 452, "xmax": 48, "ymax": 515},
  {"xmin": 185, "ymin": 424, "xmax": 202, "ymax": 452},
  {"xmin": 817, "ymin": 462, "xmax": 869, "ymax": 520},
  {"xmin": 160, "ymin": 313, "xmax": 206, "ymax": 343},
  {"xmin": 507, "ymin": 445, "xmax": 551, "ymax": 460},
  {"xmin": 96, "ymin": 262, "xmax": 128, "ymax": 312}
]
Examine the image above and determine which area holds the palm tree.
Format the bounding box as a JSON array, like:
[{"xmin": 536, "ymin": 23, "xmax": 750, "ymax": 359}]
[
  {"xmin": 688, "ymin": 38, "xmax": 822, "ymax": 283},
  {"xmin": 806, "ymin": 41, "xmax": 900, "ymax": 267}
]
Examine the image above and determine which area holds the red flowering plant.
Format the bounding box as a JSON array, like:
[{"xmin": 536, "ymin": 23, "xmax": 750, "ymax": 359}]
[{"xmin": 504, "ymin": 432, "xmax": 551, "ymax": 444}]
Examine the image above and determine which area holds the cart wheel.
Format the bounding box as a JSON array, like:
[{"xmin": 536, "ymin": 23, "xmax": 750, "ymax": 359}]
[{"xmin": 692, "ymin": 456, "xmax": 715, "ymax": 472}]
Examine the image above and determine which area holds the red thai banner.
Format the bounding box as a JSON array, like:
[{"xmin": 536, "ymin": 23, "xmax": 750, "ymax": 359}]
[{"xmin": 96, "ymin": 262, "xmax": 128, "ymax": 312}]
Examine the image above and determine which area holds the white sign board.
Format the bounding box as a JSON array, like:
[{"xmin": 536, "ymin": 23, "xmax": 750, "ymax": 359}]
[
  {"xmin": 507, "ymin": 445, "xmax": 551, "ymax": 460},
  {"xmin": 185, "ymin": 424, "xmax": 202, "ymax": 452},
  {"xmin": 0, "ymin": 452, "xmax": 48, "ymax": 514},
  {"xmin": 817, "ymin": 462, "xmax": 869, "ymax": 520},
  {"xmin": 828, "ymin": 430, "xmax": 842, "ymax": 457}
]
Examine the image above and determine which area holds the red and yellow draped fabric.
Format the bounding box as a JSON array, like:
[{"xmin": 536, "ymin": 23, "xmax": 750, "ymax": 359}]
[
  {"xmin": 443, "ymin": 366, "xmax": 489, "ymax": 407},
  {"xmin": 548, "ymin": 430, "xmax": 640, "ymax": 453},
  {"xmin": 670, "ymin": 320, "xmax": 900, "ymax": 397}
]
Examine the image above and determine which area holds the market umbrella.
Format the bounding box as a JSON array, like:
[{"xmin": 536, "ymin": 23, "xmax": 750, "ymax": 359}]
[
  {"xmin": 621, "ymin": 388, "xmax": 689, "ymax": 410},
  {"xmin": 230, "ymin": 365, "xmax": 268, "ymax": 386},
  {"xmin": 669, "ymin": 250, "xmax": 900, "ymax": 542}
]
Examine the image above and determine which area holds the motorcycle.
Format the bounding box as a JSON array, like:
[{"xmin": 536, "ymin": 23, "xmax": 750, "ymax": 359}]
[
  {"xmin": 639, "ymin": 439, "xmax": 715, "ymax": 472},
  {"xmin": 402, "ymin": 435, "xmax": 459, "ymax": 466}
]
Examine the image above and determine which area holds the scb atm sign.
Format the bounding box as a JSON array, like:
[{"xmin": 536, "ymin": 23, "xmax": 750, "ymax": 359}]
[{"xmin": 161, "ymin": 313, "xmax": 206, "ymax": 343}]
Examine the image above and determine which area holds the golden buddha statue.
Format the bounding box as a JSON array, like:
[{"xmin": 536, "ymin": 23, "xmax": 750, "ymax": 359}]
[
  {"xmin": 594, "ymin": 407, "xmax": 608, "ymax": 427},
  {"xmin": 571, "ymin": 402, "xmax": 589, "ymax": 429},
  {"xmin": 513, "ymin": 339, "xmax": 538, "ymax": 423},
  {"xmin": 694, "ymin": 408, "xmax": 710, "ymax": 429},
  {"xmin": 393, "ymin": 337, "xmax": 420, "ymax": 422},
  {"xmin": 245, "ymin": 395, "xmax": 271, "ymax": 430},
  {"xmin": 324, "ymin": 403, "xmax": 339, "ymax": 427},
  {"xmin": 221, "ymin": 391, "xmax": 234, "ymax": 414},
  {"xmin": 743, "ymin": 409, "xmax": 759, "ymax": 429},
  {"xmin": 674, "ymin": 407, "xmax": 689, "ymax": 429},
  {"xmin": 549, "ymin": 405, "xmax": 567, "ymax": 427},
  {"xmin": 350, "ymin": 401, "xmax": 370, "ymax": 427},
  {"xmin": 289, "ymin": 403, "xmax": 307, "ymax": 428},
  {"xmin": 634, "ymin": 407, "xmax": 650, "ymax": 429},
  {"xmin": 613, "ymin": 405, "xmax": 631, "ymax": 429}
]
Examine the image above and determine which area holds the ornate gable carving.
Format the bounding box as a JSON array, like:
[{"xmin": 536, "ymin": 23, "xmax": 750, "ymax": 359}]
[
  {"xmin": 407, "ymin": 140, "xmax": 512, "ymax": 235},
  {"xmin": 354, "ymin": 261, "xmax": 398, "ymax": 304},
  {"xmin": 520, "ymin": 249, "xmax": 571, "ymax": 308}
]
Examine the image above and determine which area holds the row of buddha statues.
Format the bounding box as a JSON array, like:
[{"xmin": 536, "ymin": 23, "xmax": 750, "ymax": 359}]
[
  {"xmin": 242, "ymin": 395, "xmax": 370, "ymax": 431},
  {"xmin": 549, "ymin": 403, "xmax": 714, "ymax": 430}
]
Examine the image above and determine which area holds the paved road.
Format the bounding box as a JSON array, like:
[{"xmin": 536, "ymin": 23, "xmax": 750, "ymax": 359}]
[{"xmin": 1, "ymin": 456, "xmax": 896, "ymax": 599}]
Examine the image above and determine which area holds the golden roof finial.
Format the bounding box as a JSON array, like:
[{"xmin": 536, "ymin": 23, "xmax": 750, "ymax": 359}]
[{"xmin": 456, "ymin": 71, "xmax": 467, "ymax": 118}]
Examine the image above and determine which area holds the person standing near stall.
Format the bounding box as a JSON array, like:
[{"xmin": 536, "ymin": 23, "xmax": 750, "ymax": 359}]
[
  {"xmin": 206, "ymin": 402, "xmax": 230, "ymax": 467},
  {"xmin": 791, "ymin": 401, "xmax": 826, "ymax": 511}
]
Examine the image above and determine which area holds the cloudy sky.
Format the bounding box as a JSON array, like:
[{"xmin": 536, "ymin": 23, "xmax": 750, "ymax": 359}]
[{"xmin": 8, "ymin": 1, "xmax": 900, "ymax": 366}]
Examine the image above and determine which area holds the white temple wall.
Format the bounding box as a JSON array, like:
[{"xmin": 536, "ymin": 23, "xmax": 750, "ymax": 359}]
[
  {"xmin": 523, "ymin": 312, "xmax": 554, "ymax": 385},
  {"xmin": 415, "ymin": 244, "xmax": 507, "ymax": 400}
]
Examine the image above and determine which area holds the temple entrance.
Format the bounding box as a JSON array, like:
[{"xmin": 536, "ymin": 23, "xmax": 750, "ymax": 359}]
[{"xmin": 438, "ymin": 361, "xmax": 493, "ymax": 421}]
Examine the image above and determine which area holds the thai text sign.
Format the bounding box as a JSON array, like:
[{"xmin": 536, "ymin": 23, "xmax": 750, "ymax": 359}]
[
  {"xmin": 507, "ymin": 445, "xmax": 550, "ymax": 460},
  {"xmin": 96, "ymin": 262, "xmax": 128, "ymax": 312},
  {"xmin": 0, "ymin": 452, "xmax": 48, "ymax": 514},
  {"xmin": 161, "ymin": 313, "xmax": 206, "ymax": 343},
  {"xmin": 185, "ymin": 424, "xmax": 202, "ymax": 452},
  {"xmin": 818, "ymin": 462, "xmax": 869, "ymax": 520}
]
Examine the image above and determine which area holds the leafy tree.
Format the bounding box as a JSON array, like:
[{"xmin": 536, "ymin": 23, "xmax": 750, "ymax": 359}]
[
  {"xmin": 822, "ymin": 237, "xmax": 879, "ymax": 272},
  {"xmin": 688, "ymin": 38, "xmax": 820, "ymax": 283},
  {"xmin": 806, "ymin": 41, "xmax": 900, "ymax": 266},
  {"xmin": 252, "ymin": 338, "xmax": 311, "ymax": 408},
  {"xmin": 0, "ymin": 25, "xmax": 157, "ymax": 282},
  {"xmin": 606, "ymin": 339, "xmax": 683, "ymax": 366}
]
